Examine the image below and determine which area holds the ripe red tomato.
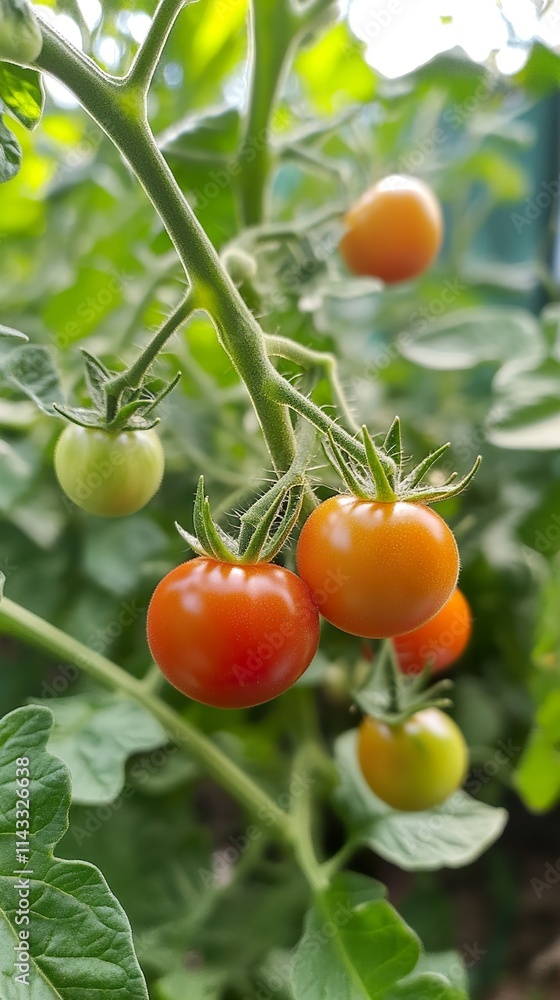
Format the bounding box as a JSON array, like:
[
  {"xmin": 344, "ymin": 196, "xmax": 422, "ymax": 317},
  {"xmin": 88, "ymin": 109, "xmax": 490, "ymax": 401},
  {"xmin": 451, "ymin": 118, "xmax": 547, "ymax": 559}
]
[
  {"xmin": 340, "ymin": 175, "xmax": 443, "ymax": 284},
  {"xmin": 357, "ymin": 708, "xmax": 468, "ymax": 811},
  {"xmin": 146, "ymin": 558, "xmax": 320, "ymax": 709},
  {"xmin": 296, "ymin": 496, "xmax": 459, "ymax": 639},
  {"xmin": 393, "ymin": 588, "xmax": 472, "ymax": 675},
  {"xmin": 54, "ymin": 424, "xmax": 164, "ymax": 517}
]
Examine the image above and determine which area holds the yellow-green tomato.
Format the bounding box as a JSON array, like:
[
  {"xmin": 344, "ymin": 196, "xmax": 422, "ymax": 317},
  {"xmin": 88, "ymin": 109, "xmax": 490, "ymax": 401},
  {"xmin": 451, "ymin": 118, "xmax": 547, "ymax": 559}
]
[
  {"xmin": 54, "ymin": 424, "xmax": 164, "ymax": 517},
  {"xmin": 357, "ymin": 708, "xmax": 468, "ymax": 812}
]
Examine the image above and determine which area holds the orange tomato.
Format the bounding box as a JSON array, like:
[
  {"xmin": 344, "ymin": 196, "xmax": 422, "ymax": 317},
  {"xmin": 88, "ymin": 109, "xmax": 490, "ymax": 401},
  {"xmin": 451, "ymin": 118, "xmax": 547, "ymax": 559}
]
[
  {"xmin": 393, "ymin": 588, "xmax": 472, "ymax": 674},
  {"xmin": 296, "ymin": 496, "xmax": 459, "ymax": 639},
  {"xmin": 340, "ymin": 175, "xmax": 443, "ymax": 283}
]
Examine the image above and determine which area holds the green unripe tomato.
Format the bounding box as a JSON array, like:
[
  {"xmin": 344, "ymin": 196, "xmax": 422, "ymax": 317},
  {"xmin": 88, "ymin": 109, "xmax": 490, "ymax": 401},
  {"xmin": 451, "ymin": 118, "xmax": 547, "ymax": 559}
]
[
  {"xmin": 357, "ymin": 707, "xmax": 468, "ymax": 812},
  {"xmin": 54, "ymin": 424, "xmax": 165, "ymax": 517},
  {"xmin": 0, "ymin": 0, "xmax": 43, "ymax": 65}
]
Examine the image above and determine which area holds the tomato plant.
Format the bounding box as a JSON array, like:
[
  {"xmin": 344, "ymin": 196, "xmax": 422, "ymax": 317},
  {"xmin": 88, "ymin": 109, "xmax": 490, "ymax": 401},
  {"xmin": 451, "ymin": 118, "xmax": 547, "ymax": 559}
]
[
  {"xmin": 147, "ymin": 557, "xmax": 320, "ymax": 708},
  {"xmin": 54, "ymin": 424, "xmax": 165, "ymax": 517},
  {"xmin": 357, "ymin": 707, "xmax": 468, "ymax": 811},
  {"xmin": 393, "ymin": 588, "xmax": 472, "ymax": 674},
  {"xmin": 296, "ymin": 495, "xmax": 459, "ymax": 638},
  {"xmin": 0, "ymin": 0, "xmax": 554, "ymax": 996},
  {"xmin": 339, "ymin": 175, "xmax": 444, "ymax": 284}
]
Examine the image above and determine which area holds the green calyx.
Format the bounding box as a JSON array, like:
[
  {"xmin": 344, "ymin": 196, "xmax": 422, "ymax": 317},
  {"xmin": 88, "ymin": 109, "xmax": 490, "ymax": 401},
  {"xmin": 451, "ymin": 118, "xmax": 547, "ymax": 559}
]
[
  {"xmin": 176, "ymin": 474, "xmax": 305, "ymax": 565},
  {"xmin": 353, "ymin": 640, "xmax": 454, "ymax": 726},
  {"xmin": 53, "ymin": 348, "xmax": 181, "ymax": 432},
  {"xmin": 325, "ymin": 416, "xmax": 481, "ymax": 504}
]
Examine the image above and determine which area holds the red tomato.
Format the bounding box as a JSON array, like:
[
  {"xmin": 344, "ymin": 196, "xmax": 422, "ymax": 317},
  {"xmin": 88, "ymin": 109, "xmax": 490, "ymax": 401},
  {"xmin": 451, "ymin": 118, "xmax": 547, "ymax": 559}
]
[
  {"xmin": 393, "ymin": 587, "xmax": 472, "ymax": 674},
  {"xmin": 146, "ymin": 558, "xmax": 320, "ymax": 709},
  {"xmin": 357, "ymin": 708, "xmax": 468, "ymax": 811},
  {"xmin": 296, "ymin": 496, "xmax": 459, "ymax": 639},
  {"xmin": 340, "ymin": 175, "xmax": 443, "ymax": 284}
]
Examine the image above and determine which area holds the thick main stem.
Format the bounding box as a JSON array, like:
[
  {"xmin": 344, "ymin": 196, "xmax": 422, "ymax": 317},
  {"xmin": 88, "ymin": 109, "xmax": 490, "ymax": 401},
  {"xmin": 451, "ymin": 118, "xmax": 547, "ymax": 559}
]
[
  {"xmin": 36, "ymin": 22, "xmax": 296, "ymax": 475},
  {"xmin": 239, "ymin": 0, "xmax": 298, "ymax": 225}
]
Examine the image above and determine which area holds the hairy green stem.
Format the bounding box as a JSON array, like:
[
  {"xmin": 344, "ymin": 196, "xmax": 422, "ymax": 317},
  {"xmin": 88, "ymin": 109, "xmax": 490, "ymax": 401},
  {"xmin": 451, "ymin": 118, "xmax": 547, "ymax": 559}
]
[
  {"xmin": 268, "ymin": 370, "xmax": 367, "ymax": 464},
  {"xmin": 266, "ymin": 334, "xmax": 359, "ymax": 433},
  {"xmin": 239, "ymin": 0, "xmax": 299, "ymax": 225},
  {"xmin": 36, "ymin": 19, "xmax": 297, "ymax": 475},
  {"xmin": 124, "ymin": 0, "xmax": 187, "ymax": 97},
  {"xmin": 105, "ymin": 290, "xmax": 195, "ymax": 398}
]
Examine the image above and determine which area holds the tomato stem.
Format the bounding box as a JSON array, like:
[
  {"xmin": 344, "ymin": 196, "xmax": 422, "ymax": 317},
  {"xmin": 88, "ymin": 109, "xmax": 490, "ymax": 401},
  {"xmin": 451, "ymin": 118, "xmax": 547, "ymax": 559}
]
[
  {"xmin": 0, "ymin": 597, "xmax": 294, "ymax": 841},
  {"xmin": 103, "ymin": 291, "xmax": 196, "ymax": 407}
]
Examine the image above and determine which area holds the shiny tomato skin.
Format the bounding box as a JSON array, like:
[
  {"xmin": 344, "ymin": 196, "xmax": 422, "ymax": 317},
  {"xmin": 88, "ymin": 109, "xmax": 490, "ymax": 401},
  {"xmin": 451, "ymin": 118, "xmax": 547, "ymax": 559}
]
[
  {"xmin": 146, "ymin": 558, "xmax": 320, "ymax": 709},
  {"xmin": 54, "ymin": 424, "xmax": 164, "ymax": 517},
  {"xmin": 340, "ymin": 175, "xmax": 443, "ymax": 284},
  {"xmin": 393, "ymin": 587, "xmax": 472, "ymax": 675},
  {"xmin": 296, "ymin": 496, "xmax": 459, "ymax": 639},
  {"xmin": 357, "ymin": 708, "xmax": 468, "ymax": 812}
]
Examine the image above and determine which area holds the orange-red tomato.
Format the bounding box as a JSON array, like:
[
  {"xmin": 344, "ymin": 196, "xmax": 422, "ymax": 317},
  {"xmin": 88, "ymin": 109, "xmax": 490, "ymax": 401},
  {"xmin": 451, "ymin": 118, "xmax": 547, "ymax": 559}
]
[
  {"xmin": 357, "ymin": 708, "xmax": 468, "ymax": 811},
  {"xmin": 393, "ymin": 587, "xmax": 472, "ymax": 675},
  {"xmin": 296, "ymin": 496, "xmax": 459, "ymax": 639},
  {"xmin": 146, "ymin": 558, "xmax": 320, "ymax": 709},
  {"xmin": 340, "ymin": 175, "xmax": 443, "ymax": 284}
]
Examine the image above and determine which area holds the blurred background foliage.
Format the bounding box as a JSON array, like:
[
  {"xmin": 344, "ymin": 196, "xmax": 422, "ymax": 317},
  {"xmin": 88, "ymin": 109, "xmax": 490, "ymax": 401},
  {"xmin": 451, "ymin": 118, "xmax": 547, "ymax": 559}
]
[{"xmin": 2, "ymin": 0, "xmax": 560, "ymax": 997}]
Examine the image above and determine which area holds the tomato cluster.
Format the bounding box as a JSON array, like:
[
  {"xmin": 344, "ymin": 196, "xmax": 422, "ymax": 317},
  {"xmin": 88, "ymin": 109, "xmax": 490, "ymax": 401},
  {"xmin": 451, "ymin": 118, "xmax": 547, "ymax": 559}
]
[{"xmin": 57, "ymin": 173, "xmax": 469, "ymax": 813}]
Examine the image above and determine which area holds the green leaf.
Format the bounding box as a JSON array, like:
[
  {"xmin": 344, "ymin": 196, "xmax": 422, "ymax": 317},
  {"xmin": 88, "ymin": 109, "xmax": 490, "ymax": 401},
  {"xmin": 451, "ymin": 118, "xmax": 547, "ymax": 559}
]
[
  {"xmin": 153, "ymin": 968, "xmax": 223, "ymax": 1000},
  {"xmin": 32, "ymin": 692, "xmax": 168, "ymax": 805},
  {"xmin": 0, "ymin": 0, "xmax": 42, "ymax": 65},
  {"xmin": 3, "ymin": 344, "xmax": 65, "ymax": 415},
  {"xmin": 333, "ymin": 732, "xmax": 507, "ymax": 871},
  {"xmin": 387, "ymin": 973, "xmax": 466, "ymax": 1000},
  {"xmin": 515, "ymin": 687, "xmax": 560, "ymax": 812},
  {"xmin": 58, "ymin": 792, "xmax": 213, "ymax": 979},
  {"xmin": 400, "ymin": 306, "xmax": 543, "ymax": 371},
  {"xmin": 0, "ymin": 113, "xmax": 21, "ymax": 182},
  {"xmin": 515, "ymin": 42, "xmax": 560, "ymax": 96},
  {"xmin": 160, "ymin": 105, "xmax": 241, "ymax": 162},
  {"xmin": 412, "ymin": 952, "xmax": 468, "ymax": 992},
  {"xmin": 514, "ymin": 726, "xmax": 560, "ymax": 813},
  {"xmin": 487, "ymin": 357, "xmax": 560, "ymax": 450},
  {"xmin": 0, "ymin": 323, "xmax": 27, "ymax": 340},
  {"xmin": 292, "ymin": 876, "xmax": 417, "ymax": 1000},
  {"xmin": 80, "ymin": 349, "xmax": 111, "ymax": 411},
  {"xmin": 0, "ymin": 62, "xmax": 43, "ymax": 129},
  {"xmin": 0, "ymin": 704, "xmax": 148, "ymax": 998}
]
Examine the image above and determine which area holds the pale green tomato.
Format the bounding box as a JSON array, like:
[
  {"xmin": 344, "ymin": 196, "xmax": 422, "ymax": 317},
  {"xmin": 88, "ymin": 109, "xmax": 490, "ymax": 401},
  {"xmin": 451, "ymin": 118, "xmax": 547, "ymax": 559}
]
[{"xmin": 54, "ymin": 424, "xmax": 165, "ymax": 517}]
